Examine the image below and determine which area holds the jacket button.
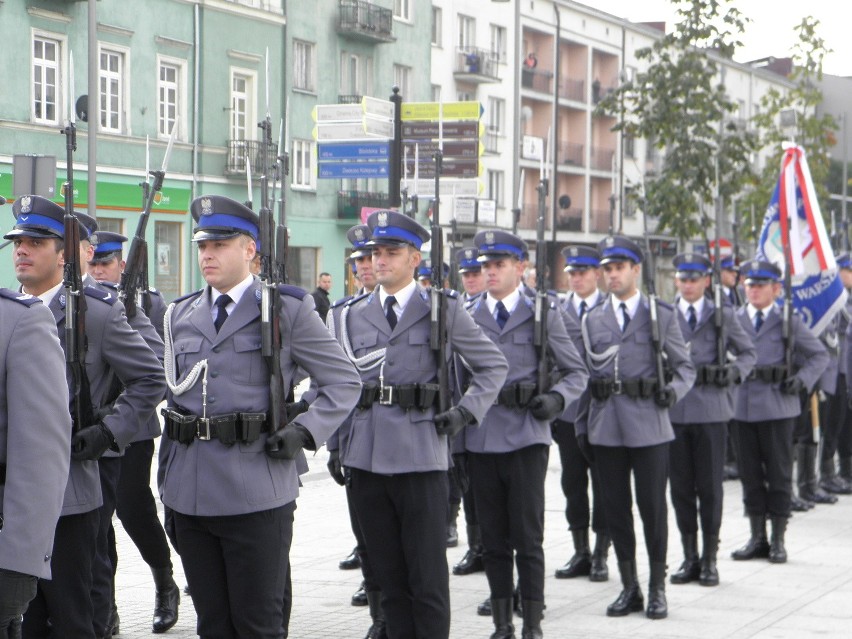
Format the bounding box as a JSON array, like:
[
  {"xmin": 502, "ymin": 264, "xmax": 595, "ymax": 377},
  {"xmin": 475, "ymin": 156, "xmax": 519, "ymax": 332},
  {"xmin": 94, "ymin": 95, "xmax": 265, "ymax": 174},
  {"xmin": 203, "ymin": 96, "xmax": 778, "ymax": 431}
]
[
  {"xmin": 44, "ymin": 554, "xmax": 51, "ymax": 561},
  {"xmin": 387, "ymin": 361, "xmax": 394, "ymax": 366},
  {"xmin": 212, "ymin": 347, "xmax": 220, "ymax": 353},
  {"xmin": 209, "ymin": 397, "xmax": 215, "ymax": 403},
  {"xmin": 210, "ymin": 371, "xmax": 219, "ymax": 378}
]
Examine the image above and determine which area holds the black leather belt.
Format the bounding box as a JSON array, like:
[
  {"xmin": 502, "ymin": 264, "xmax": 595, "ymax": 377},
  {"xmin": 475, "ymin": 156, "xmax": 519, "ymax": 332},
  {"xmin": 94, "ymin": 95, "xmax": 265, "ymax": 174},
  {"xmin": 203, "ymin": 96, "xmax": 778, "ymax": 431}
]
[
  {"xmin": 747, "ymin": 365, "xmax": 787, "ymax": 383},
  {"xmin": 161, "ymin": 408, "xmax": 269, "ymax": 445},
  {"xmin": 0, "ymin": 463, "xmax": 5, "ymax": 485},
  {"xmin": 589, "ymin": 377, "xmax": 658, "ymax": 401},
  {"xmin": 494, "ymin": 383, "xmax": 538, "ymax": 408},
  {"xmin": 357, "ymin": 382, "xmax": 439, "ymax": 411}
]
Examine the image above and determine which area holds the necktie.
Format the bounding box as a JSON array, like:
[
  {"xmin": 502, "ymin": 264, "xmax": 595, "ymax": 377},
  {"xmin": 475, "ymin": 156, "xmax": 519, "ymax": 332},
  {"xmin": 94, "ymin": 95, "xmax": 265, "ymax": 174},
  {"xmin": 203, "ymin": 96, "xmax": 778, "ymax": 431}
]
[
  {"xmin": 214, "ymin": 294, "xmax": 232, "ymax": 333},
  {"xmin": 620, "ymin": 302, "xmax": 630, "ymax": 332},
  {"xmin": 755, "ymin": 309, "xmax": 764, "ymax": 332},
  {"xmin": 384, "ymin": 295, "xmax": 398, "ymax": 330},
  {"xmin": 578, "ymin": 300, "xmax": 587, "ymax": 321},
  {"xmin": 496, "ymin": 301, "xmax": 510, "ymax": 329},
  {"xmin": 687, "ymin": 305, "xmax": 697, "ymax": 331}
]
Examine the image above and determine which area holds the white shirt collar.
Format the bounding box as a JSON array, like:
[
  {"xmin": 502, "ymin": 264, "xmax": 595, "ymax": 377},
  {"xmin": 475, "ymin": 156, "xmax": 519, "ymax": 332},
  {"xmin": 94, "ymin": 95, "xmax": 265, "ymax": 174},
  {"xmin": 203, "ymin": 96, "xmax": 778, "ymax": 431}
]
[
  {"xmin": 572, "ymin": 290, "xmax": 600, "ymax": 314},
  {"xmin": 611, "ymin": 289, "xmax": 641, "ymax": 320},
  {"xmin": 485, "ymin": 287, "xmax": 522, "ymax": 316},
  {"xmin": 747, "ymin": 302, "xmax": 774, "ymax": 320},
  {"xmin": 30, "ymin": 281, "xmax": 64, "ymax": 306},
  {"xmin": 378, "ymin": 279, "xmax": 418, "ymax": 319},
  {"xmin": 677, "ymin": 296, "xmax": 705, "ymax": 318},
  {"xmin": 211, "ymin": 273, "xmax": 255, "ymax": 313}
]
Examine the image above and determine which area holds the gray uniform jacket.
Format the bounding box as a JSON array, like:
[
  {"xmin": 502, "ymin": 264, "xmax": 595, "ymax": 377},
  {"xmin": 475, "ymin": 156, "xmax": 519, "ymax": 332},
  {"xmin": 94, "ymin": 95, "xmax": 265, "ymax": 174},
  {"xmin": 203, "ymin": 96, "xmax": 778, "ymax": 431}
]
[
  {"xmin": 160, "ymin": 280, "xmax": 360, "ymax": 517},
  {"xmin": 734, "ymin": 306, "xmax": 829, "ymax": 422},
  {"xmin": 575, "ymin": 295, "xmax": 696, "ymax": 447},
  {"xmin": 463, "ymin": 293, "xmax": 588, "ymax": 453},
  {"xmin": 669, "ymin": 299, "xmax": 757, "ymax": 424},
  {"xmin": 0, "ymin": 291, "xmax": 71, "ymax": 579},
  {"xmin": 49, "ymin": 285, "xmax": 165, "ymax": 516},
  {"xmin": 335, "ymin": 285, "xmax": 508, "ymax": 475},
  {"xmin": 557, "ymin": 292, "xmax": 598, "ymax": 423},
  {"xmin": 816, "ymin": 315, "xmax": 840, "ymax": 395},
  {"xmin": 323, "ymin": 295, "xmax": 354, "ymax": 461}
]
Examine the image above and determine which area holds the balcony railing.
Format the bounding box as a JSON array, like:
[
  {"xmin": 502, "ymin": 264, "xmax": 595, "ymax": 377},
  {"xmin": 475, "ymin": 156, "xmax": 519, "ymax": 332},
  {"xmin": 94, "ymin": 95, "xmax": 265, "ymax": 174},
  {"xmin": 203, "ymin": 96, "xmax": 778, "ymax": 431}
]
[
  {"xmin": 454, "ymin": 47, "xmax": 500, "ymax": 83},
  {"xmin": 559, "ymin": 79, "xmax": 585, "ymax": 102},
  {"xmin": 590, "ymin": 146, "xmax": 615, "ymax": 171},
  {"xmin": 559, "ymin": 142, "xmax": 584, "ymax": 166},
  {"xmin": 226, "ymin": 139, "xmax": 278, "ymax": 176},
  {"xmin": 337, "ymin": 0, "xmax": 395, "ymax": 43},
  {"xmin": 521, "ymin": 68, "xmax": 553, "ymax": 94},
  {"xmin": 592, "ymin": 82, "xmax": 617, "ymax": 104},
  {"xmin": 338, "ymin": 190, "xmax": 391, "ymax": 220},
  {"xmin": 590, "ymin": 208, "xmax": 612, "ymax": 233},
  {"xmin": 556, "ymin": 208, "xmax": 583, "ymax": 231},
  {"xmin": 338, "ymin": 94, "xmax": 363, "ymax": 104},
  {"xmin": 484, "ymin": 129, "xmax": 502, "ymax": 154}
]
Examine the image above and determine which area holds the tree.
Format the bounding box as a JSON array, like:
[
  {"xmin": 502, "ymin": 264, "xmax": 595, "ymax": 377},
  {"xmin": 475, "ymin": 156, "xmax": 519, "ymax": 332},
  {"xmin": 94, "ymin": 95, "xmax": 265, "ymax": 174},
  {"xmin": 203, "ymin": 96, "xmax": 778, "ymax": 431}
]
[
  {"xmin": 597, "ymin": 0, "xmax": 758, "ymax": 242},
  {"xmin": 742, "ymin": 17, "xmax": 837, "ymax": 243}
]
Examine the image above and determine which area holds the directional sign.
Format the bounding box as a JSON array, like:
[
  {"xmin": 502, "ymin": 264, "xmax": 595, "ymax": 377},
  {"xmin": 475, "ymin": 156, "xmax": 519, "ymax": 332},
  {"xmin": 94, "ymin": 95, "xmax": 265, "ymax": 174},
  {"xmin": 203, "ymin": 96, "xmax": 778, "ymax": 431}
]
[
  {"xmin": 401, "ymin": 102, "xmax": 483, "ymax": 121},
  {"xmin": 403, "ymin": 178, "xmax": 481, "ymax": 198},
  {"xmin": 314, "ymin": 122, "xmax": 384, "ymax": 141},
  {"xmin": 318, "ymin": 141, "xmax": 389, "ymax": 161},
  {"xmin": 402, "ymin": 140, "xmax": 482, "ymax": 159},
  {"xmin": 402, "ymin": 121, "xmax": 484, "ymax": 140},
  {"xmin": 362, "ymin": 96, "xmax": 394, "ymax": 121},
  {"xmin": 312, "ymin": 104, "xmax": 364, "ymax": 122},
  {"xmin": 403, "ymin": 157, "xmax": 481, "ymax": 179},
  {"xmin": 364, "ymin": 116, "xmax": 394, "ymax": 138},
  {"xmin": 319, "ymin": 161, "xmax": 389, "ymax": 179}
]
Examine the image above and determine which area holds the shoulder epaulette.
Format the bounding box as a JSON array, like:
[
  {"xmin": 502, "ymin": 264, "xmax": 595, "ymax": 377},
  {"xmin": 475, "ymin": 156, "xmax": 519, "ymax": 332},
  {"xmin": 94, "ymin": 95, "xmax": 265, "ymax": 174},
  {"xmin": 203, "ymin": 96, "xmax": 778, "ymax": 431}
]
[
  {"xmin": 345, "ymin": 292, "xmax": 370, "ymax": 307},
  {"xmin": 171, "ymin": 289, "xmax": 203, "ymax": 305},
  {"xmin": 442, "ymin": 288, "xmax": 459, "ymax": 299},
  {"xmin": 277, "ymin": 284, "xmax": 307, "ymax": 300},
  {"xmin": 0, "ymin": 288, "xmax": 41, "ymax": 307},
  {"xmin": 331, "ymin": 295, "xmax": 354, "ymax": 309},
  {"xmin": 99, "ymin": 281, "xmax": 118, "ymax": 290},
  {"xmin": 148, "ymin": 287, "xmax": 162, "ymax": 297},
  {"xmin": 84, "ymin": 284, "xmax": 117, "ymax": 305},
  {"xmin": 656, "ymin": 299, "xmax": 674, "ymax": 311}
]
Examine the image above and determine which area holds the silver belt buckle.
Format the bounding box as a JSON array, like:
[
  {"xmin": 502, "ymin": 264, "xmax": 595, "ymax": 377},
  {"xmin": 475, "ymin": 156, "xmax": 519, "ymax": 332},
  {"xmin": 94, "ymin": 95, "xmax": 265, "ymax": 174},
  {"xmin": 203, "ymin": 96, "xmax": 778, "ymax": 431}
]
[
  {"xmin": 196, "ymin": 417, "xmax": 212, "ymax": 440},
  {"xmin": 379, "ymin": 385, "xmax": 394, "ymax": 406},
  {"xmin": 612, "ymin": 380, "xmax": 623, "ymax": 395}
]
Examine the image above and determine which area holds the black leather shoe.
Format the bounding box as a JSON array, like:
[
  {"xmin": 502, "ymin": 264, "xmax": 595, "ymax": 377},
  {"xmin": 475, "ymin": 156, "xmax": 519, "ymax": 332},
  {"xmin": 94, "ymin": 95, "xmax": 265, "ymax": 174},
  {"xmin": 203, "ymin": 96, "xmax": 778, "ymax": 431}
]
[
  {"xmin": 520, "ymin": 599, "xmax": 543, "ymax": 639},
  {"xmin": 339, "ymin": 548, "xmax": 362, "ymax": 570},
  {"xmin": 646, "ymin": 562, "xmax": 667, "ymax": 619},
  {"xmin": 769, "ymin": 517, "xmax": 788, "ymax": 564},
  {"xmin": 453, "ymin": 547, "xmax": 484, "ymax": 575},
  {"xmin": 790, "ymin": 494, "xmax": 813, "ymax": 511},
  {"xmin": 151, "ymin": 567, "xmax": 180, "ymax": 634},
  {"xmin": 670, "ymin": 534, "xmax": 699, "ymax": 584},
  {"xmin": 801, "ymin": 487, "xmax": 838, "ymax": 504},
  {"xmin": 589, "ymin": 533, "xmax": 610, "ymax": 582},
  {"xmin": 732, "ymin": 515, "xmax": 770, "ymax": 560},
  {"xmin": 555, "ymin": 529, "xmax": 591, "ymax": 579},
  {"xmin": 699, "ymin": 535, "xmax": 719, "ymax": 586},
  {"xmin": 820, "ymin": 475, "xmax": 852, "ymax": 495},
  {"xmin": 351, "ymin": 582, "xmax": 368, "ymax": 606},
  {"xmin": 490, "ymin": 598, "xmax": 516, "ymax": 639},
  {"xmin": 606, "ymin": 560, "xmax": 644, "ymax": 617},
  {"xmin": 477, "ymin": 596, "xmax": 492, "ymax": 616}
]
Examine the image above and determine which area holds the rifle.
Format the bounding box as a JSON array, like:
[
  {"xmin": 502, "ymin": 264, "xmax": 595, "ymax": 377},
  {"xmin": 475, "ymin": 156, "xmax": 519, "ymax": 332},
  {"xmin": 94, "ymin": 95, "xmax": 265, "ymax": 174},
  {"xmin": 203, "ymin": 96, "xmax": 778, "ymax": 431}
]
[
  {"xmin": 276, "ymin": 115, "xmax": 289, "ymax": 283},
  {"xmin": 61, "ymin": 60, "xmax": 94, "ymax": 434},
  {"xmin": 780, "ymin": 195, "xmax": 795, "ymax": 385},
  {"xmin": 430, "ymin": 147, "xmax": 450, "ymax": 414},
  {"xmin": 119, "ymin": 121, "xmax": 177, "ymax": 319},
  {"xmin": 712, "ymin": 160, "xmax": 727, "ymax": 380},
  {"xmin": 534, "ymin": 175, "xmax": 550, "ymax": 393},
  {"xmin": 641, "ymin": 208, "xmax": 667, "ymax": 390},
  {"xmin": 257, "ymin": 53, "xmax": 286, "ymax": 440}
]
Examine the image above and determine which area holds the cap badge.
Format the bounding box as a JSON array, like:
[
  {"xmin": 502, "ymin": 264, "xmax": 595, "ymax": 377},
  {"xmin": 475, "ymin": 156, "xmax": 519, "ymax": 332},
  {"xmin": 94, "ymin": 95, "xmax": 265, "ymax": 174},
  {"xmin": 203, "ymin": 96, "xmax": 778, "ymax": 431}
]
[
  {"xmin": 19, "ymin": 196, "xmax": 32, "ymax": 214},
  {"xmin": 90, "ymin": 233, "xmax": 99, "ymax": 246},
  {"xmin": 485, "ymin": 231, "xmax": 495, "ymax": 245},
  {"xmin": 200, "ymin": 197, "xmax": 213, "ymax": 216},
  {"xmin": 569, "ymin": 247, "xmax": 578, "ymax": 257},
  {"xmin": 465, "ymin": 249, "xmax": 473, "ymax": 259},
  {"xmin": 354, "ymin": 228, "xmax": 365, "ymax": 241},
  {"xmin": 377, "ymin": 211, "xmax": 389, "ymax": 227},
  {"xmin": 604, "ymin": 237, "xmax": 615, "ymax": 248}
]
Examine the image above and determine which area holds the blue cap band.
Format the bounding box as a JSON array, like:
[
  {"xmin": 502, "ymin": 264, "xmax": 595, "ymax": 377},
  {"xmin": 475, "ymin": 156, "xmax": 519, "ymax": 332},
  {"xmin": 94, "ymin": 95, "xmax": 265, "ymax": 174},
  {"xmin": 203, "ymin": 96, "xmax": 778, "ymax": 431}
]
[
  {"xmin": 459, "ymin": 258, "xmax": 480, "ymax": 269},
  {"xmin": 16, "ymin": 213, "xmax": 65, "ymax": 236},
  {"xmin": 196, "ymin": 213, "xmax": 258, "ymax": 239},
  {"xmin": 602, "ymin": 246, "xmax": 641, "ymax": 263},
  {"xmin": 479, "ymin": 243, "xmax": 525, "ymax": 259},
  {"xmin": 95, "ymin": 241, "xmax": 123, "ymax": 254},
  {"xmin": 371, "ymin": 225, "xmax": 423, "ymax": 248},
  {"xmin": 566, "ymin": 256, "xmax": 600, "ymax": 268},
  {"xmin": 677, "ymin": 263, "xmax": 709, "ymax": 272},
  {"xmin": 746, "ymin": 269, "xmax": 779, "ymax": 281}
]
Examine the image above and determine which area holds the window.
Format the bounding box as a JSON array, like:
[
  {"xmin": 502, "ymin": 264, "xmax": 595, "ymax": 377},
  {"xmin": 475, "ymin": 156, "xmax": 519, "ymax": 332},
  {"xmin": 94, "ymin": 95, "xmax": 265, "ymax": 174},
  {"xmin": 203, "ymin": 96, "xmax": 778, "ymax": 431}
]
[
  {"xmin": 99, "ymin": 47, "xmax": 126, "ymax": 133},
  {"xmin": 487, "ymin": 97, "xmax": 505, "ymax": 135},
  {"xmin": 624, "ymin": 134, "xmax": 636, "ymax": 159},
  {"xmin": 340, "ymin": 53, "xmax": 360, "ymax": 96},
  {"xmin": 154, "ymin": 221, "xmax": 182, "ymax": 300},
  {"xmin": 33, "ymin": 35, "xmax": 61, "ymax": 124},
  {"xmin": 230, "ymin": 70, "xmax": 255, "ymax": 142},
  {"xmin": 457, "ymin": 90, "xmax": 473, "ymax": 102},
  {"xmin": 431, "ymin": 84, "xmax": 442, "ymax": 103},
  {"xmin": 292, "ymin": 139, "xmax": 316, "ymax": 190},
  {"xmin": 293, "ymin": 40, "xmax": 315, "ymax": 92},
  {"xmin": 393, "ymin": 64, "xmax": 411, "ymax": 99},
  {"xmin": 458, "ymin": 15, "xmax": 475, "ymax": 49},
  {"xmin": 393, "ymin": 0, "xmax": 411, "ymax": 21},
  {"xmin": 487, "ymin": 170, "xmax": 505, "ymax": 208},
  {"xmin": 96, "ymin": 218, "xmax": 124, "ymax": 234},
  {"xmin": 158, "ymin": 61, "xmax": 181, "ymax": 138},
  {"xmin": 431, "ymin": 7, "xmax": 442, "ymax": 47},
  {"xmin": 490, "ymin": 24, "xmax": 507, "ymax": 63}
]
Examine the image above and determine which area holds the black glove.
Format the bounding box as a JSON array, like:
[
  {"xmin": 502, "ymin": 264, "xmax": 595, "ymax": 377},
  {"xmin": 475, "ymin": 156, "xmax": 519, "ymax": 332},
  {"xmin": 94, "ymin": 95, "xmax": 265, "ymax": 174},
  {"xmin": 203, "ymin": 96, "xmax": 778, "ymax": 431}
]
[
  {"xmin": 265, "ymin": 424, "xmax": 314, "ymax": 460},
  {"xmin": 0, "ymin": 568, "xmax": 37, "ymax": 633},
  {"xmin": 434, "ymin": 406, "xmax": 474, "ymax": 438},
  {"xmin": 529, "ymin": 392, "xmax": 565, "ymax": 421},
  {"xmin": 71, "ymin": 423, "xmax": 115, "ymax": 461},
  {"xmin": 715, "ymin": 366, "xmax": 741, "ymax": 388},
  {"xmin": 780, "ymin": 376, "xmax": 806, "ymax": 395},
  {"xmin": 450, "ymin": 453, "xmax": 470, "ymax": 494},
  {"xmin": 285, "ymin": 399, "xmax": 310, "ymax": 423},
  {"xmin": 163, "ymin": 506, "xmax": 179, "ymax": 554},
  {"xmin": 654, "ymin": 385, "xmax": 677, "ymax": 408},
  {"xmin": 327, "ymin": 449, "xmax": 345, "ymax": 486},
  {"xmin": 576, "ymin": 433, "xmax": 595, "ymax": 464}
]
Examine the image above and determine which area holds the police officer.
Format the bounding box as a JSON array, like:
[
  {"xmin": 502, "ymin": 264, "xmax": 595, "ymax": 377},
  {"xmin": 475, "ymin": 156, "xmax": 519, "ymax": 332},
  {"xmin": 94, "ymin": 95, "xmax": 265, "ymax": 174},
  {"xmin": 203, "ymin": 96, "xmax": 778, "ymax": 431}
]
[
  {"xmin": 464, "ymin": 230, "xmax": 587, "ymax": 639},
  {"xmin": 553, "ymin": 245, "xmax": 611, "ymax": 582},
  {"xmin": 457, "ymin": 247, "xmax": 485, "ymax": 303},
  {"xmin": 667, "ymin": 253, "xmax": 756, "ymax": 587},
  {"xmin": 730, "ymin": 260, "xmax": 828, "ymax": 564},
  {"xmin": 159, "ymin": 195, "xmax": 360, "ymax": 637},
  {"xmin": 0, "ymin": 287, "xmax": 71, "ymax": 635},
  {"xmin": 87, "ymin": 231, "xmax": 180, "ymax": 633},
  {"xmin": 7, "ymin": 196, "xmax": 165, "ymax": 639},
  {"xmin": 825, "ymin": 254, "xmax": 852, "ymax": 492},
  {"xmin": 332, "ymin": 210, "xmax": 508, "ymax": 639},
  {"xmin": 575, "ymin": 236, "xmax": 696, "ymax": 620}
]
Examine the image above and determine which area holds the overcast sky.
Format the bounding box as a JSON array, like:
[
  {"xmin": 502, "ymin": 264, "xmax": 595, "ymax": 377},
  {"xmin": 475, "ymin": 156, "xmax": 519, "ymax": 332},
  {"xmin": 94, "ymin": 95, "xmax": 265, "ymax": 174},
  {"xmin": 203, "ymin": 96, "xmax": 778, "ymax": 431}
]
[{"xmin": 589, "ymin": 0, "xmax": 851, "ymax": 77}]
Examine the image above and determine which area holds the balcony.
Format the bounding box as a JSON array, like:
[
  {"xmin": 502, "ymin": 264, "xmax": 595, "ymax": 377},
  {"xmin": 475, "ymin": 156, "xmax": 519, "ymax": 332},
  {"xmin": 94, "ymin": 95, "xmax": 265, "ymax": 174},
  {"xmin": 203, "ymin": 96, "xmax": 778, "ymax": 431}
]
[
  {"xmin": 338, "ymin": 94, "xmax": 363, "ymax": 104},
  {"xmin": 226, "ymin": 139, "xmax": 279, "ymax": 176},
  {"xmin": 590, "ymin": 146, "xmax": 615, "ymax": 171},
  {"xmin": 453, "ymin": 47, "xmax": 500, "ymax": 83},
  {"xmin": 592, "ymin": 81, "xmax": 617, "ymax": 104},
  {"xmin": 556, "ymin": 208, "xmax": 583, "ymax": 231},
  {"xmin": 521, "ymin": 68, "xmax": 553, "ymax": 94},
  {"xmin": 559, "ymin": 79, "xmax": 585, "ymax": 103},
  {"xmin": 590, "ymin": 208, "xmax": 612, "ymax": 233},
  {"xmin": 338, "ymin": 190, "xmax": 391, "ymax": 220},
  {"xmin": 337, "ymin": 0, "xmax": 395, "ymax": 44},
  {"xmin": 559, "ymin": 142, "xmax": 584, "ymax": 167}
]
